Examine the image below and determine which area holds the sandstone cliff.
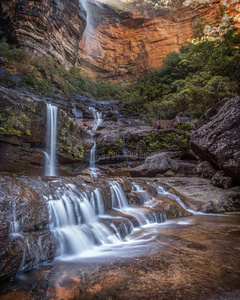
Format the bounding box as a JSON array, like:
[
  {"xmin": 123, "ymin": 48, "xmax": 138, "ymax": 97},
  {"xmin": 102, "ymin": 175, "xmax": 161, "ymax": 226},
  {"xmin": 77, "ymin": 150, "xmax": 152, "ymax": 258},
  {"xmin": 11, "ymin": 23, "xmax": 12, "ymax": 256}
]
[
  {"xmin": 78, "ymin": 0, "xmax": 240, "ymax": 81},
  {"xmin": 0, "ymin": 0, "xmax": 87, "ymax": 68},
  {"xmin": 0, "ymin": 0, "xmax": 239, "ymax": 80}
]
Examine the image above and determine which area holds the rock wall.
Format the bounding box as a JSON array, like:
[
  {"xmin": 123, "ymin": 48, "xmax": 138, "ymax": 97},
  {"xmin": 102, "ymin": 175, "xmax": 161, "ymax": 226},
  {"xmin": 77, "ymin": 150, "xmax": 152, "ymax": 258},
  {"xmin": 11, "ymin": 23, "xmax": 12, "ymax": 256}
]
[
  {"xmin": 0, "ymin": 0, "xmax": 86, "ymax": 68},
  {"xmin": 0, "ymin": 85, "xmax": 91, "ymax": 175},
  {"xmin": 0, "ymin": 0, "xmax": 239, "ymax": 81},
  {"xmin": 190, "ymin": 96, "xmax": 240, "ymax": 186},
  {"xmin": 78, "ymin": 0, "xmax": 240, "ymax": 81}
]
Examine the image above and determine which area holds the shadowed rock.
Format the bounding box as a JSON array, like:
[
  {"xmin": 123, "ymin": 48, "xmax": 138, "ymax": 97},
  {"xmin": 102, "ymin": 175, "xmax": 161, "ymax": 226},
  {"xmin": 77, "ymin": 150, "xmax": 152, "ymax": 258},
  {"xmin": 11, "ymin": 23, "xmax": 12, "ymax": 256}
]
[{"xmin": 190, "ymin": 96, "xmax": 240, "ymax": 185}]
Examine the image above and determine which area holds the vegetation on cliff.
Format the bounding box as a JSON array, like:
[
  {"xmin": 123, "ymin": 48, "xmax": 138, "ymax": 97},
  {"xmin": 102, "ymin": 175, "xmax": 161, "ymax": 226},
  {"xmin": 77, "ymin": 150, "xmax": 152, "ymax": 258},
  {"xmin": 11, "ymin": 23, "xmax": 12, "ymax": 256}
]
[
  {"xmin": 123, "ymin": 27, "xmax": 240, "ymax": 119},
  {"xmin": 0, "ymin": 12, "xmax": 239, "ymax": 121}
]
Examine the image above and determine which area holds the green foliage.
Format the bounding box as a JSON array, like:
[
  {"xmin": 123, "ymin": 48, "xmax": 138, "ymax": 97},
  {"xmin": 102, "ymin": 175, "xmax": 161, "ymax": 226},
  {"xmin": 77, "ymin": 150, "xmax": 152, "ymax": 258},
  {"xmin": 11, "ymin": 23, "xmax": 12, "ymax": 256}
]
[
  {"xmin": 0, "ymin": 107, "xmax": 31, "ymax": 137},
  {"xmin": 177, "ymin": 123, "xmax": 194, "ymax": 131},
  {"xmin": 122, "ymin": 24, "xmax": 240, "ymax": 119},
  {"xmin": 58, "ymin": 119, "xmax": 85, "ymax": 160},
  {"xmin": 141, "ymin": 131, "xmax": 190, "ymax": 152},
  {"xmin": 21, "ymin": 67, "xmax": 54, "ymax": 95}
]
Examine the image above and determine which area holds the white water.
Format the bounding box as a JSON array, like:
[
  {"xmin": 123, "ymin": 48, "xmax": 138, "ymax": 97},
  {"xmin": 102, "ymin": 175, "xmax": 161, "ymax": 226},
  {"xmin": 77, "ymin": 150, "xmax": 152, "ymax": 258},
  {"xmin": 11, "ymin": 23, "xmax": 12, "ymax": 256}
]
[
  {"xmin": 47, "ymin": 183, "xmax": 119, "ymax": 257},
  {"xmin": 150, "ymin": 182, "xmax": 203, "ymax": 215},
  {"xmin": 44, "ymin": 104, "xmax": 58, "ymax": 177},
  {"xmin": 9, "ymin": 199, "xmax": 21, "ymax": 235},
  {"xmin": 109, "ymin": 181, "xmax": 160, "ymax": 226},
  {"xmin": 89, "ymin": 107, "xmax": 102, "ymax": 178},
  {"xmin": 46, "ymin": 181, "xmax": 172, "ymax": 259},
  {"xmin": 131, "ymin": 182, "xmax": 152, "ymax": 203}
]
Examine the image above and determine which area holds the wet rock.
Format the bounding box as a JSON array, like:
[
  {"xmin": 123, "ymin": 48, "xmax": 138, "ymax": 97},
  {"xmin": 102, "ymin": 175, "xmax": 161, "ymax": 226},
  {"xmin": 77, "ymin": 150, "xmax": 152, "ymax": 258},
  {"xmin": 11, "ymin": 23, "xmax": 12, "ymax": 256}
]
[
  {"xmin": 190, "ymin": 96, "xmax": 240, "ymax": 185},
  {"xmin": 159, "ymin": 177, "xmax": 240, "ymax": 213},
  {"xmin": 211, "ymin": 171, "xmax": 234, "ymax": 189}
]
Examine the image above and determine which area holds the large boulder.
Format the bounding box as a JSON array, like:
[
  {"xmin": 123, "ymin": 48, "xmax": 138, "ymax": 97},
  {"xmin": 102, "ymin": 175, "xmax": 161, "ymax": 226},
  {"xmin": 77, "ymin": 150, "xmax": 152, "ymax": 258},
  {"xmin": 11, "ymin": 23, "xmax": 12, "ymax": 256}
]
[
  {"xmin": 190, "ymin": 96, "xmax": 240, "ymax": 185},
  {"xmin": 130, "ymin": 151, "xmax": 198, "ymax": 178},
  {"xmin": 130, "ymin": 152, "xmax": 179, "ymax": 177}
]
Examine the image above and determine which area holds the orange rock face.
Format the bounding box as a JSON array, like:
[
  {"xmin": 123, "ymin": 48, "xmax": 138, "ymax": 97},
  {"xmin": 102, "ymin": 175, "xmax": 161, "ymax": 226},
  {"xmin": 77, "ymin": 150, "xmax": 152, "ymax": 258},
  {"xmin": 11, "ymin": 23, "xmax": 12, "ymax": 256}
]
[
  {"xmin": 78, "ymin": 0, "xmax": 240, "ymax": 81},
  {"xmin": 0, "ymin": 0, "xmax": 238, "ymax": 81}
]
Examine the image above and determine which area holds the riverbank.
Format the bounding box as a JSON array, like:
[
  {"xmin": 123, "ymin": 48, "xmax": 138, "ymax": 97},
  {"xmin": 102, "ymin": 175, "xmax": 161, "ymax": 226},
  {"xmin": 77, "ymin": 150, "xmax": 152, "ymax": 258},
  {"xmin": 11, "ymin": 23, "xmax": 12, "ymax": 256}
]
[{"xmin": 1, "ymin": 214, "xmax": 239, "ymax": 299}]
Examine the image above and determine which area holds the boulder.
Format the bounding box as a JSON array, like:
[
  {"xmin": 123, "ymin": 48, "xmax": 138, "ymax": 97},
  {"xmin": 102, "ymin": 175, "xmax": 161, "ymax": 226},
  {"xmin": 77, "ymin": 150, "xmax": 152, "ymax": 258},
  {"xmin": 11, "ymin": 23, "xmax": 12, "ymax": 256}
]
[
  {"xmin": 190, "ymin": 96, "xmax": 240, "ymax": 185},
  {"xmin": 211, "ymin": 171, "xmax": 234, "ymax": 189},
  {"xmin": 196, "ymin": 161, "xmax": 218, "ymax": 179},
  {"xmin": 130, "ymin": 152, "xmax": 179, "ymax": 177}
]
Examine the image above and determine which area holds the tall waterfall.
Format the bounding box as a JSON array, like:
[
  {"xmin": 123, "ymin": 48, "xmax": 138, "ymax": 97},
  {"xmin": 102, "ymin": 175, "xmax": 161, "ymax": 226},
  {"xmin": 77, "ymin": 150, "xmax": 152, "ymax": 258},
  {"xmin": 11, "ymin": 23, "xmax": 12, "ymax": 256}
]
[
  {"xmin": 89, "ymin": 107, "xmax": 102, "ymax": 178},
  {"xmin": 44, "ymin": 104, "xmax": 58, "ymax": 176}
]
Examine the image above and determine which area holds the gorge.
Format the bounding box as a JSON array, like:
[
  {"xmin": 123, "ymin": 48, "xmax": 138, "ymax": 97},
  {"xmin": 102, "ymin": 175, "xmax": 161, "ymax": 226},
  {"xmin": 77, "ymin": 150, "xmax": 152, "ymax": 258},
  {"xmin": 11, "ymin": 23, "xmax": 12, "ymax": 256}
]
[{"xmin": 0, "ymin": 0, "xmax": 240, "ymax": 299}]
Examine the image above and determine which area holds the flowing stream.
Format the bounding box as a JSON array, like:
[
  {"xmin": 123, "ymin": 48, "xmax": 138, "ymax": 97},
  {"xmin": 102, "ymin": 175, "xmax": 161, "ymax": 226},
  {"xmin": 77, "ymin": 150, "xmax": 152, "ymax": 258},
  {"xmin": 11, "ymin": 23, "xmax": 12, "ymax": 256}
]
[
  {"xmin": 44, "ymin": 180, "xmax": 189, "ymax": 260},
  {"xmin": 44, "ymin": 104, "xmax": 58, "ymax": 176}
]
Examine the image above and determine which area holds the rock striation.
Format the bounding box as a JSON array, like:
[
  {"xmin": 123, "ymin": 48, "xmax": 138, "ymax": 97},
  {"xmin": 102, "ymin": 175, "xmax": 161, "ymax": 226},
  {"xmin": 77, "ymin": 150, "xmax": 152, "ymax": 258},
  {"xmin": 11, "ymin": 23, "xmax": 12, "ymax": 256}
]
[
  {"xmin": 0, "ymin": 0, "xmax": 86, "ymax": 68},
  {"xmin": 0, "ymin": 0, "xmax": 239, "ymax": 81},
  {"xmin": 78, "ymin": 0, "xmax": 240, "ymax": 81}
]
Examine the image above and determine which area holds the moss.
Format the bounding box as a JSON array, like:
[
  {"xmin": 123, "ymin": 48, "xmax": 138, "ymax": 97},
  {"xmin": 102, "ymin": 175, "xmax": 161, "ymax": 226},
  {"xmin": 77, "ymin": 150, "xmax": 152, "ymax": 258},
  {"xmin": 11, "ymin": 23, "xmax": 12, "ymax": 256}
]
[
  {"xmin": 112, "ymin": 113, "xmax": 118, "ymax": 122},
  {"xmin": 58, "ymin": 116, "xmax": 85, "ymax": 160},
  {"xmin": 0, "ymin": 107, "xmax": 31, "ymax": 137},
  {"xmin": 141, "ymin": 131, "xmax": 190, "ymax": 152},
  {"xmin": 177, "ymin": 123, "xmax": 194, "ymax": 131},
  {"xmin": 118, "ymin": 138, "xmax": 124, "ymax": 148}
]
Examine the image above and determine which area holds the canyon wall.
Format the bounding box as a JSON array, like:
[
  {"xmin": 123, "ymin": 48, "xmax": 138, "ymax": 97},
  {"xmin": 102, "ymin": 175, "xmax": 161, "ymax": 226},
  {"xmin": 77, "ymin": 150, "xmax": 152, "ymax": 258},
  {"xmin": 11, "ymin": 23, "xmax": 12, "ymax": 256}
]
[
  {"xmin": 78, "ymin": 0, "xmax": 240, "ymax": 81},
  {"xmin": 0, "ymin": 0, "xmax": 87, "ymax": 68},
  {"xmin": 0, "ymin": 0, "xmax": 239, "ymax": 80}
]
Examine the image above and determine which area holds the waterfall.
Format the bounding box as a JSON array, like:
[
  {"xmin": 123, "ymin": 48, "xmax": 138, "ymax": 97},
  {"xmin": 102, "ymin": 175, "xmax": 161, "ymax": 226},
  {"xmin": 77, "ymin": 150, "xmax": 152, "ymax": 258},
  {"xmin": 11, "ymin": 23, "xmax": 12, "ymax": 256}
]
[
  {"xmin": 150, "ymin": 182, "xmax": 203, "ymax": 215},
  {"xmin": 9, "ymin": 199, "xmax": 21, "ymax": 235},
  {"xmin": 89, "ymin": 107, "xmax": 102, "ymax": 178},
  {"xmin": 47, "ymin": 184, "xmax": 119, "ymax": 257},
  {"xmin": 109, "ymin": 181, "xmax": 159, "ymax": 226},
  {"xmin": 109, "ymin": 181, "xmax": 129, "ymax": 208},
  {"xmin": 44, "ymin": 104, "xmax": 58, "ymax": 177},
  {"xmin": 131, "ymin": 182, "xmax": 152, "ymax": 203}
]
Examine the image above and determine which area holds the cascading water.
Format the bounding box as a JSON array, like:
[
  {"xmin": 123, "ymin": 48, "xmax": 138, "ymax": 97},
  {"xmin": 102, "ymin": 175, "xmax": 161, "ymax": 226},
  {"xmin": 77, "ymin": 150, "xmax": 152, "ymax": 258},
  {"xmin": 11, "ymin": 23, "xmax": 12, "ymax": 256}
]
[
  {"xmin": 44, "ymin": 104, "xmax": 58, "ymax": 177},
  {"xmin": 149, "ymin": 182, "xmax": 202, "ymax": 215},
  {"xmin": 47, "ymin": 180, "xmax": 180, "ymax": 258},
  {"xmin": 9, "ymin": 199, "xmax": 21, "ymax": 235},
  {"xmin": 109, "ymin": 181, "xmax": 160, "ymax": 226},
  {"xmin": 89, "ymin": 107, "xmax": 102, "ymax": 178},
  {"xmin": 47, "ymin": 183, "xmax": 119, "ymax": 257},
  {"xmin": 131, "ymin": 182, "xmax": 152, "ymax": 203}
]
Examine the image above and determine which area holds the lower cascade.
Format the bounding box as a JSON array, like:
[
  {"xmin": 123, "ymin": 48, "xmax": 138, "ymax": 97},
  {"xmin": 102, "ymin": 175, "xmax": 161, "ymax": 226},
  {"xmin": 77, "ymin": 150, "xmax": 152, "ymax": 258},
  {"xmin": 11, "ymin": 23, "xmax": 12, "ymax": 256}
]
[
  {"xmin": 44, "ymin": 179, "xmax": 190, "ymax": 259},
  {"xmin": 1, "ymin": 174, "xmax": 194, "ymax": 278},
  {"xmin": 47, "ymin": 183, "xmax": 119, "ymax": 257}
]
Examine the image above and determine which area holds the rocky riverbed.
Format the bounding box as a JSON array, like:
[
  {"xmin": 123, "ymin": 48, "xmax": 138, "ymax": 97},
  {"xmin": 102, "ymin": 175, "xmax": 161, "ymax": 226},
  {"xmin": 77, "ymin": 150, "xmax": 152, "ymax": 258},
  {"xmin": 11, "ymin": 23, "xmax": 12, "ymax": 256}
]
[
  {"xmin": 0, "ymin": 214, "xmax": 239, "ymax": 300},
  {"xmin": 0, "ymin": 82, "xmax": 239, "ymax": 299}
]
